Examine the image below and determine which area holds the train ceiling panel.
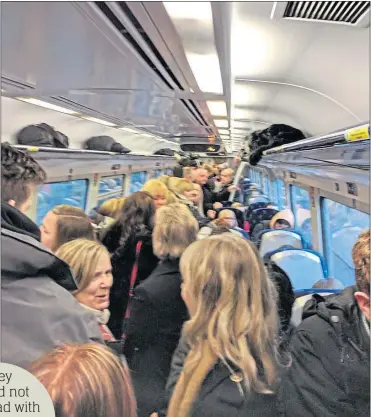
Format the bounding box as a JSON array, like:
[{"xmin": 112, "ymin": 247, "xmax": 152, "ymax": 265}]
[{"xmin": 1, "ymin": 1, "xmax": 369, "ymax": 154}]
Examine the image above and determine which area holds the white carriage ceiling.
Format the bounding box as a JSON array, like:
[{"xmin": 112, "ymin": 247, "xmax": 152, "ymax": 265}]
[{"xmin": 1, "ymin": 1, "xmax": 369, "ymax": 153}]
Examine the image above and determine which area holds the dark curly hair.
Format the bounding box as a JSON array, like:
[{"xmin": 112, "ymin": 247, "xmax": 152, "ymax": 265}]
[
  {"xmin": 1, "ymin": 142, "xmax": 46, "ymax": 206},
  {"xmin": 102, "ymin": 192, "xmax": 156, "ymax": 251}
]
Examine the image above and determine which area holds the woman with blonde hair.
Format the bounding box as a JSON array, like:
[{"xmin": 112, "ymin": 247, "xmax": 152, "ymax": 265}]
[
  {"xmin": 55, "ymin": 238, "xmax": 116, "ymax": 343},
  {"xmin": 168, "ymin": 178, "xmax": 209, "ymax": 227},
  {"xmin": 142, "ymin": 179, "xmax": 170, "ymax": 210},
  {"xmin": 29, "ymin": 343, "xmax": 137, "ymax": 417},
  {"xmin": 161, "ymin": 235, "xmax": 280, "ymax": 417},
  {"xmin": 40, "ymin": 205, "xmax": 95, "ymax": 252},
  {"xmin": 125, "ymin": 203, "xmax": 198, "ymax": 417}
]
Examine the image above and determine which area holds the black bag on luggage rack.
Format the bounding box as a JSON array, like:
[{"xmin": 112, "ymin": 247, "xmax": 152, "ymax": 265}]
[
  {"xmin": 85, "ymin": 136, "xmax": 131, "ymax": 154},
  {"xmin": 249, "ymin": 124, "xmax": 305, "ymax": 166},
  {"xmin": 17, "ymin": 123, "xmax": 69, "ymax": 148},
  {"xmin": 153, "ymin": 148, "xmax": 175, "ymax": 156}
]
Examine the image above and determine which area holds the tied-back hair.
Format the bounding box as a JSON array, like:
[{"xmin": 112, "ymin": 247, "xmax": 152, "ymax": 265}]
[
  {"xmin": 107, "ymin": 191, "xmax": 155, "ymax": 248},
  {"xmin": 29, "ymin": 343, "xmax": 137, "ymax": 417},
  {"xmin": 168, "ymin": 235, "xmax": 279, "ymax": 417},
  {"xmin": 99, "ymin": 198, "xmax": 126, "ymax": 219},
  {"xmin": 51, "ymin": 205, "xmax": 95, "ymax": 251},
  {"xmin": 55, "ymin": 238, "xmax": 110, "ymax": 294},
  {"xmin": 1, "ymin": 142, "xmax": 46, "ymax": 206},
  {"xmin": 153, "ymin": 203, "xmax": 198, "ymax": 260}
]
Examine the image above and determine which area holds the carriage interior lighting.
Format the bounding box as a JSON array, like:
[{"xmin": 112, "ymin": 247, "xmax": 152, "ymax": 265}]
[
  {"xmin": 218, "ymin": 129, "xmax": 230, "ymax": 134},
  {"xmin": 163, "ymin": 1, "xmax": 212, "ymax": 20},
  {"xmin": 141, "ymin": 133, "xmax": 155, "ymax": 138},
  {"xmin": 214, "ymin": 119, "xmax": 229, "ymax": 128},
  {"xmin": 207, "ymin": 101, "xmax": 227, "ymax": 117},
  {"xmin": 119, "ymin": 127, "xmax": 139, "ymax": 134},
  {"xmin": 81, "ymin": 116, "xmax": 117, "ymax": 127},
  {"xmin": 16, "ymin": 98, "xmax": 79, "ymax": 115},
  {"xmin": 186, "ymin": 54, "xmax": 223, "ymax": 94}
]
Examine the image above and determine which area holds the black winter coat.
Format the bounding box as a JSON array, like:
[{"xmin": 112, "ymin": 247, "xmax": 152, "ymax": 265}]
[
  {"xmin": 124, "ymin": 258, "xmax": 188, "ymax": 417},
  {"xmin": 201, "ymin": 184, "xmax": 215, "ymax": 213},
  {"xmin": 103, "ymin": 226, "xmax": 159, "ymax": 339},
  {"xmin": 158, "ymin": 335, "xmax": 279, "ymax": 417},
  {"xmin": 279, "ymin": 286, "xmax": 370, "ymax": 417},
  {"xmin": 213, "ymin": 181, "xmax": 233, "ymax": 203}
]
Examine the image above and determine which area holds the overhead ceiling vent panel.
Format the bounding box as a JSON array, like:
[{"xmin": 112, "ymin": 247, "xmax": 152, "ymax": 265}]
[{"xmin": 273, "ymin": 1, "xmax": 370, "ymax": 26}]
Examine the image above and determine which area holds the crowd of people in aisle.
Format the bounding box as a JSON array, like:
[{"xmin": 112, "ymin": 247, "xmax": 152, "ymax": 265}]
[{"xmin": 1, "ymin": 142, "xmax": 369, "ymax": 417}]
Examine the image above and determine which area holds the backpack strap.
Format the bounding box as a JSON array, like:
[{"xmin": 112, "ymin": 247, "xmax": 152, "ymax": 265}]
[{"xmin": 121, "ymin": 240, "xmax": 143, "ymax": 340}]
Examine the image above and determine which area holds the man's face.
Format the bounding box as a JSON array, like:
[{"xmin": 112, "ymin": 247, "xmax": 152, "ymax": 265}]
[
  {"xmin": 195, "ymin": 170, "xmax": 208, "ymax": 185},
  {"xmin": 220, "ymin": 170, "xmax": 233, "ymax": 185}
]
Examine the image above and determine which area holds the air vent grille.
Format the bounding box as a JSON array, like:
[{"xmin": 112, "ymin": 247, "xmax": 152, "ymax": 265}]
[{"xmin": 284, "ymin": 1, "xmax": 370, "ymax": 24}]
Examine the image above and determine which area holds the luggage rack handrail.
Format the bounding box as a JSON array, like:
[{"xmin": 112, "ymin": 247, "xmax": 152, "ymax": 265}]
[{"xmin": 263, "ymin": 122, "xmax": 369, "ymax": 155}]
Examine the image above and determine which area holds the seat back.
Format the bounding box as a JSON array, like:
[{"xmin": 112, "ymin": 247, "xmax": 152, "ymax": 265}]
[
  {"xmin": 259, "ymin": 230, "xmax": 303, "ymax": 257},
  {"xmin": 291, "ymin": 292, "xmax": 333, "ymax": 327},
  {"xmin": 249, "ymin": 208, "xmax": 278, "ymax": 231},
  {"xmin": 247, "ymin": 195, "xmax": 270, "ymax": 205},
  {"xmin": 269, "ymin": 249, "xmax": 327, "ymax": 291},
  {"xmin": 245, "ymin": 202, "xmax": 269, "ymax": 221}
]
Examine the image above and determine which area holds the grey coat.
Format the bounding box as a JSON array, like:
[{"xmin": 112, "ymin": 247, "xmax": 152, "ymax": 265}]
[{"xmin": 1, "ymin": 202, "xmax": 103, "ymax": 368}]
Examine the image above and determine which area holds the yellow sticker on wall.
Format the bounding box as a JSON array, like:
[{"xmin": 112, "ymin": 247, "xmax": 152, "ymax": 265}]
[{"xmin": 344, "ymin": 125, "xmax": 369, "ymax": 142}]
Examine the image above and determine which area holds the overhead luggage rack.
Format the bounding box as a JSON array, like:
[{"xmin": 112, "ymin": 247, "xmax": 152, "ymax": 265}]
[{"xmin": 263, "ymin": 122, "xmax": 370, "ymax": 155}]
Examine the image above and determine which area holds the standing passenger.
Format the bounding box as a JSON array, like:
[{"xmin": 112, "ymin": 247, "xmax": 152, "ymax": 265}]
[
  {"xmin": 30, "ymin": 343, "xmax": 137, "ymax": 417},
  {"xmin": 56, "ymin": 239, "xmax": 115, "ymax": 343},
  {"xmin": 162, "ymin": 235, "xmax": 280, "ymax": 417},
  {"xmin": 125, "ymin": 203, "xmax": 198, "ymax": 417},
  {"xmin": 279, "ymin": 229, "xmax": 370, "ymax": 417},
  {"xmin": 101, "ymin": 192, "xmax": 159, "ymax": 339},
  {"xmin": 40, "ymin": 205, "xmax": 95, "ymax": 252},
  {"xmin": 142, "ymin": 179, "xmax": 169, "ymax": 210},
  {"xmin": 1, "ymin": 143, "xmax": 102, "ymax": 368}
]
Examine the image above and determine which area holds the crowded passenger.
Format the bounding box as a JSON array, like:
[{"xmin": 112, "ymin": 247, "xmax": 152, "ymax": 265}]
[
  {"xmin": 212, "ymin": 168, "xmax": 236, "ymax": 208},
  {"xmin": 90, "ymin": 198, "xmax": 125, "ymax": 240},
  {"xmin": 142, "ymin": 179, "xmax": 170, "ymax": 210},
  {"xmin": 102, "ymin": 192, "xmax": 159, "ymax": 339},
  {"xmin": 125, "ymin": 203, "xmax": 198, "ymax": 417},
  {"xmin": 56, "ymin": 239, "xmax": 115, "ymax": 343},
  {"xmin": 157, "ymin": 235, "xmax": 281, "ymax": 417},
  {"xmin": 269, "ymin": 209, "xmax": 294, "ymax": 230},
  {"xmin": 217, "ymin": 209, "xmax": 249, "ymax": 238},
  {"xmin": 40, "ymin": 204, "xmax": 95, "ymax": 252},
  {"xmin": 198, "ymin": 210, "xmax": 248, "ymax": 240},
  {"xmin": 167, "ymin": 177, "xmax": 209, "ymax": 227},
  {"xmin": 29, "ymin": 343, "xmax": 137, "ymax": 417},
  {"xmin": 280, "ymin": 229, "xmax": 370, "ymax": 416},
  {"xmin": 193, "ymin": 168, "xmax": 214, "ymax": 215},
  {"xmin": 1, "ymin": 143, "xmax": 102, "ymax": 368},
  {"xmin": 202, "ymin": 164, "xmax": 216, "ymax": 191}
]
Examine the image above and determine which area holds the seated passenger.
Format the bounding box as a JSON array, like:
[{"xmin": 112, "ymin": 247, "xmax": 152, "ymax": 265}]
[
  {"xmin": 56, "ymin": 239, "xmax": 115, "ymax": 343},
  {"xmin": 218, "ymin": 209, "xmax": 249, "ymax": 239},
  {"xmin": 142, "ymin": 179, "xmax": 170, "ymax": 210},
  {"xmin": 312, "ymin": 277, "xmax": 345, "ymax": 290},
  {"xmin": 279, "ymin": 229, "xmax": 370, "ymax": 417},
  {"xmin": 40, "ymin": 205, "xmax": 95, "ymax": 252},
  {"xmin": 125, "ymin": 203, "xmax": 198, "ymax": 417},
  {"xmin": 101, "ymin": 192, "xmax": 159, "ymax": 339},
  {"xmin": 1, "ymin": 143, "xmax": 102, "ymax": 368},
  {"xmin": 160, "ymin": 235, "xmax": 280, "ymax": 417},
  {"xmin": 269, "ymin": 209, "xmax": 294, "ymax": 230},
  {"xmin": 29, "ymin": 343, "xmax": 137, "ymax": 417}
]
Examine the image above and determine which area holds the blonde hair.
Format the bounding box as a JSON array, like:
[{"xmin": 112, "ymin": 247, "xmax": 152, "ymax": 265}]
[
  {"xmin": 29, "ymin": 343, "xmax": 137, "ymax": 417},
  {"xmin": 168, "ymin": 235, "xmax": 279, "ymax": 417},
  {"xmin": 192, "ymin": 183, "xmax": 204, "ymax": 216},
  {"xmin": 55, "ymin": 239, "xmax": 110, "ymax": 294},
  {"xmin": 203, "ymin": 164, "xmax": 213, "ymax": 175},
  {"xmin": 99, "ymin": 198, "xmax": 126, "ymax": 219},
  {"xmin": 352, "ymin": 229, "xmax": 370, "ymax": 295},
  {"xmin": 168, "ymin": 178, "xmax": 194, "ymax": 195},
  {"xmin": 153, "ymin": 203, "xmax": 198, "ymax": 259},
  {"xmin": 50, "ymin": 205, "xmax": 95, "ymax": 251},
  {"xmin": 158, "ymin": 175, "xmax": 170, "ymax": 187},
  {"xmin": 142, "ymin": 179, "xmax": 170, "ymax": 203}
]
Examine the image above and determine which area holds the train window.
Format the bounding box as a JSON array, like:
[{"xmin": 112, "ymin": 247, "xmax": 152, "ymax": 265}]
[
  {"xmin": 263, "ymin": 176, "xmax": 271, "ymax": 198},
  {"xmin": 322, "ymin": 199, "xmax": 369, "ymax": 287},
  {"xmin": 129, "ymin": 171, "xmax": 147, "ymax": 194},
  {"xmin": 165, "ymin": 168, "xmax": 173, "ymax": 176},
  {"xmin": 150, "ymin": 169, "xmax": 162, "ymax": 179},
  {"xmin": 98, "ymin": 175, "xmax": 124, "ymax": 195},
  {"xmin": 275, "ymin": 179, "xmax": 287, "ymax": 210},
  {"xmin": 291, "ymin": 185, "xmax": 312, "ymax": 246},
  {"xmin": 36, "ymin": 179, "xmax": 88, "ymax": 226}
]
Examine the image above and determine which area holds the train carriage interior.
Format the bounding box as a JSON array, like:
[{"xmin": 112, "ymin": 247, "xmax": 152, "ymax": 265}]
[{"xmin": 1, "ymin": 1, "xmax": 370, "ymax": 416}]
